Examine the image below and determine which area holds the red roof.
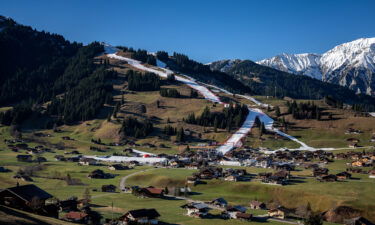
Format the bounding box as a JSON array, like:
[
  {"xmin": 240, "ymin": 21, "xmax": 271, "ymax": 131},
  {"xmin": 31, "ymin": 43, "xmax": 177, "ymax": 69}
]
[
  {"xmin": 145, "ymin": 188, "xmax": 164, "ymax": 195},
  {"xmin": 65, "ymin": 211, "xmax": 88, "ymax": 219}
]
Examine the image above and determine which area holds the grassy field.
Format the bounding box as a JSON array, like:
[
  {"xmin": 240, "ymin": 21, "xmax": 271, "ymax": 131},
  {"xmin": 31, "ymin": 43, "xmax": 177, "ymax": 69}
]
[
  {"xmin": 125, "ymin": 163, "xmax": 375, "ymax": 222},
  {"xmin": 240, "ymin": 96, "xmax": 375, "ymax": 149},
  {"xmin": 0, "ymin": 205, "xmax": 76, "ymax": 225}
]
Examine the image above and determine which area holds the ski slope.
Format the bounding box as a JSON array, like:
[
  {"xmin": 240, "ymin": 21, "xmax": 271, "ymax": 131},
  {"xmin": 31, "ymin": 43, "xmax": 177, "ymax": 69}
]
[
  {"xmin": 106, "ymin": 53, "xmax": 221, "ymax": 103},
  {"xmin": 105, "ymin": 48, "xmax": 314, "ymax": 154}
]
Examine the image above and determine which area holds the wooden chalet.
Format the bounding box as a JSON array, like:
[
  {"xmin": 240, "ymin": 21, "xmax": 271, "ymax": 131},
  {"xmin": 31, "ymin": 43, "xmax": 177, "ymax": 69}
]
[
  {"xmin": 64, "ymin": 211, "xmax": 89, "ymax": 223},
  {"xmin": 249, "ymin": 200, "xmax": 266, "ymax": 210},
  {"xmin": 102, "ymin": 184, "xmax": 117, "ymax": 192},
  {"xmin": 16, "ymin": 154, "xmax": 32, "ymax": 162},
  {"xmin": 181, "ymin": 202, "xmax": 211, "ymax": 218},
  {"xmin": 0, "ymin": 184, "xmax": 57, "ymax": 217},
  {"xmin": 119, "ymin": 208, "xmax": 160, "ymax": 224},
  {"xmin": 268, "ymin": 207, "xmax": 290, "ymax": 219}
]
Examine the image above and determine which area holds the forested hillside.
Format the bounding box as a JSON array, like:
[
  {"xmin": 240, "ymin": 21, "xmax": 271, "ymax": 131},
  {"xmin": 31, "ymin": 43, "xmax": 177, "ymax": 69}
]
[
  {"xmin": 210, "ymin": 60, "xmax": 375, "ymax": 111},
  {"xmin": 155, "ymin": 51, "xmax": 253, "ymax": 94},
  {"xmin": 0, "ymin": 16, "xmax": 112, "ymax": 125}
]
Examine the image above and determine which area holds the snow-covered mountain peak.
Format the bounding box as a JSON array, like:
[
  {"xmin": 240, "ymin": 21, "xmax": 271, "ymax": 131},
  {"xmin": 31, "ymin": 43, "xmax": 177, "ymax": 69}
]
[
  {"xmin": 257, "ymin": 52, "xmax": 322, "ymax": 79},
  {"xmin": 255, "ymin": 37, "xmax": 375, "ymax": 95},
  {"xmin": 320, "ymin": 37, "xmax": 375, "ymax": 73}
]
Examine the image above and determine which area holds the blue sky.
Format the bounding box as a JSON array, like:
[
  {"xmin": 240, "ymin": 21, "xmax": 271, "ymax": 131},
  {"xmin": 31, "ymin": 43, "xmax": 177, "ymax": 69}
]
[{"xmin": 1, "ymin": 0, "xmax": 375, "ymax": 63}]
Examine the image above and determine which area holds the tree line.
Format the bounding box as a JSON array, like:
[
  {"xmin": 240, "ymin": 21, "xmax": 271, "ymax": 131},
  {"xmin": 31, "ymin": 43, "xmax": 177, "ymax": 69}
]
[
  {"xmin": 286, "ymin": 101, "xmax": 321, "ymax": 120},
  {"xmin": 117, "ymin": 46, "xmax": 156, "ymax": 65},
  {"xmin": 184, "ymin": 104, "xmax": 249, "ymax": 132},
  {"xmin": 160, "ymin": 88, "xmax": 181, "ymax": 98},
  {"xmin": 119, "ymin": 117, "xmax": 154, "ymax": 139},
  {"xmin": 127, "ymin": 70, "xmax": 161, "ymax": 91}
]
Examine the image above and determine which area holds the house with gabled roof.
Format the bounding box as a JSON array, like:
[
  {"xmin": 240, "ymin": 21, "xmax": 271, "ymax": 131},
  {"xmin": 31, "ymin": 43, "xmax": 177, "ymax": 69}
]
[
  {"xmin": 249, "ymin": 200, "xmax": 266, "ymax": 210},
  {"xmin": 119, "ymin": 208, "xmax": 160, "ymax": 224},
  {"xmin": 64, "ymin": 211, "xmax": 89, "ymax": 223},
  {"xmin": 0, "ymin": 184, "xmax": 55, "ymax": 216},
  {"xmin": 181, "ymin": 202, "xmax": 211, "ymax": 218},
  {"xmin": 210, "ymin": 198, "xmax": 228, "ymax": 208}
]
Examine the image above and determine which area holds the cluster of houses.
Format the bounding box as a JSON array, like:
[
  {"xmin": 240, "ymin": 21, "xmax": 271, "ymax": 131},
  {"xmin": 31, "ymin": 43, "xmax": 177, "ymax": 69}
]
[
  {"xmin": 0, "ymin": 183, "xmax": 162, "ymax": 225},
  {"xmin": 258, "ymin": 170, "xmax": 290, "ymax": 185},
  {"xmin": 180, "ymin": 201, "xmax": 252, "ymax": 221},
  {"xmin": 184, "ymin": 167, "xmax": 249, "ymax": 183},
  {"xmin": 312, "ymin": 167, "xmax": 352, "ymax": 182},
  {"xmin": 345, "ymin": 130, "xmax": 375, "ymax": 147},
  {"xmin": 5, "ymin": 138, "xmax": 54, "ymax": 155},
  {"xmin": 335, "ymin": 151, "xmax": 375, "ymax": 168}
]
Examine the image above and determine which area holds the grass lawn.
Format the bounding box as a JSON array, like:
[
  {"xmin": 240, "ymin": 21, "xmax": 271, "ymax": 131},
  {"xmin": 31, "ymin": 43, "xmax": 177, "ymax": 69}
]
[{"xmin": 124, "ymin": 164, "xmax": 375, "ymax": 222}]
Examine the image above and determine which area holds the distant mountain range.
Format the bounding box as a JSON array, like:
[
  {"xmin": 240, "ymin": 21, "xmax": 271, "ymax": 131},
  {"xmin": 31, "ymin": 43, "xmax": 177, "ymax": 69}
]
[
  {"xmin": 210, "ymin": 38, "xmax": 375, "ymax": 96},
  {"xmin": 257, "ymin": 38, "xmax": 375, "ymax": 96}
]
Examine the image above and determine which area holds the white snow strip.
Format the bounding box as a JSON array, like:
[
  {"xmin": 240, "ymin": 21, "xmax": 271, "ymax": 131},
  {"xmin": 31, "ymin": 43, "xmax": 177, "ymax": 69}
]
[
  {"xmin": 247, "ymin": 107, "xmax": 315, "ymax": 151},
  {"xmin": 216, "ymin": 107, "xmax": 256, "ymax": 154},
  {"xmin": 216, "ymin": 107, "xmax": 315, "ymax": 154},
  {"xmin": 238, "ymin": 94, "xmax": 269, "ymax": 108},
  {"xmin": 132, "ymin": 149, "xmax": 156, "ymax": 156},
  {"xmin": 84, "ymin": 155, "xmax": 167, "ymax": 164},
  {"xmin": 106, "ymin": 53, "xmax": 222, "ymax": 103}
]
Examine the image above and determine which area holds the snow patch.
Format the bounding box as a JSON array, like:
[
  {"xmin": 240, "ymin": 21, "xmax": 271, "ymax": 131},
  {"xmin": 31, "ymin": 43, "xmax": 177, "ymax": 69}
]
[{"xmin": 84, "ymin": 155, "xmax": 167, "ymax": 164}]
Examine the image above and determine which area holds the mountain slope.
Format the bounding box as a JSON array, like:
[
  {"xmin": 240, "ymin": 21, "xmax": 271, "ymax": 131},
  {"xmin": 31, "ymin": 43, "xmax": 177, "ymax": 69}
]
[
  {"xmin": 0, "ymin": 16, "xmax": 113, "ymax": 126},
  {"xmin": 257, "ymin": 53, "xmax": 322, "ymax": 80},
  {"xmin": 156, "ymin": 52, "xmax": 253, "ymax": 94},
  {"xmin": 257, "ymin": 38, "xmax": 375, "ymax": 96},
  {"xmin": 209, "ymin": 59, "xmax": 375, "ymax": 111}
]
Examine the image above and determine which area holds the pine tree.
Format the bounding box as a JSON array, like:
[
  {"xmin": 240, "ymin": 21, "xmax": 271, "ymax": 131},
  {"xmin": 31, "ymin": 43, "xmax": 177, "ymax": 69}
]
[
  {"xmin": 164, "ymin": 186, "xmax": 169, "ymax": 195},
  {"xmin": 304, "ymin": 214, "xmax": 323, "ymax": 225},
  {"xmin": 53, "ymin": 123, "xmax": 58, "ymax": 132},
  {"xmin": 226, "ymin": 116, "xmax": 232, "ymax": 132},
  {"xmin": 213, "ymin": 117, "xmax": 218, "ymax": 133},
  {"xmin": 176, "ymin": 127, "xmax": 185, "ymax": 142},
  {"xmin": 275, "ymin": 106, "xmax": 281, "ymax": 117},
  {"xmin": 82, "ymin": 188, "xmax": 91, "ymax": 206},
  {"xmin": 112, "ymin": 107, "xmax": 117, "ymax": 118}
]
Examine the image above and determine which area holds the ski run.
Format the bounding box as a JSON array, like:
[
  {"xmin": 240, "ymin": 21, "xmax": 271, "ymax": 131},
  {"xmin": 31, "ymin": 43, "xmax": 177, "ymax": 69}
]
[{"xmin": 103, "ymin": 46, "xmax": 328, "ymax": 158}]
